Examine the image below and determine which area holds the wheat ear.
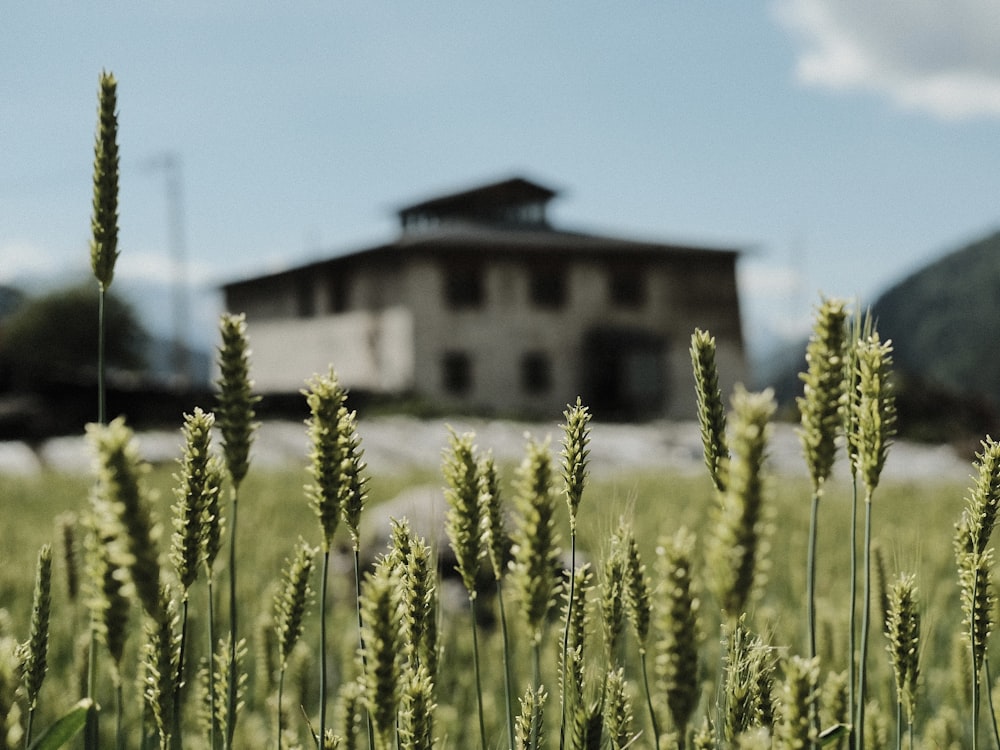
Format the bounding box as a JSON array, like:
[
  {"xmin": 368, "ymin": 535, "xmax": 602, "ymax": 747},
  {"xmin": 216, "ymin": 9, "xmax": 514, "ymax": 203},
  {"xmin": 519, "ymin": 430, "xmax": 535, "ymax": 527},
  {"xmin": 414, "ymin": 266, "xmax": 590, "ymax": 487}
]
[
  {"xmin": 601, "ymin": 530, "xmax": 628, "ymax": 670},
  {"xmin": 656, "ymin": 527, "xmax": 702, "ymax": 748},
  {"xmin": 721, "ymin": 615, "xmax": 776, "ymax": 743},
  {"xmin": 399, "ymin": 662, "xmax": 436, "ymax": 750},
  {"xmin": 20, "ymin": 544, "xmax": 52, "ymax": 746},
  {"xmin": 515, "ymin": 685, "xmax": 548, "ymax": 750},
  {"xmin": 707, "ymin": 387, "xmax": 775, "ymax": 622},
  {"xmin": 511, "ymin": 437, "xmax": 562, "ymax": 652},
  {"xmin": 88, "ymin": 417, "xmax": 164, "ymax": 624},
  {"xmin": 393, "ymin": 520, "xmax": 439, "ymax": 680},
  {"xmin": 604, "ymin": 668, "xmax": 636, "ymax": 750},
  {"xmin": 691, "ymin": 328, "xmax": 729, "ymax": 492},
  {"xmin": 775, "ymin": 655, "xmax": 821, "ymax": 749},
  {"xmin": 359, "ymin": 558, "xmax": 402, "ymax": 750},
  {"xmin": 140, "ymin": 584, "xmax": 179, "ymax": 750},
  {"xmin": 884, "ymin": 572, "xmax": 920, "ymax": 746}
]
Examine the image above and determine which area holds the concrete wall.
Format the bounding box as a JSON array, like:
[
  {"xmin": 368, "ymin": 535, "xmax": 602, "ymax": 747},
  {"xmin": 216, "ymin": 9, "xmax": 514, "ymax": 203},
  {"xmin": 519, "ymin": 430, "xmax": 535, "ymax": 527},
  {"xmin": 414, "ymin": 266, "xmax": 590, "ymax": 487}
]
[
  {"xmin": 245, "ymin": 307, "xmax": 415, "ymax": 393},
  {"xmin": 404, "ymin": 255, "xmax": 745, "ymax": 419}
]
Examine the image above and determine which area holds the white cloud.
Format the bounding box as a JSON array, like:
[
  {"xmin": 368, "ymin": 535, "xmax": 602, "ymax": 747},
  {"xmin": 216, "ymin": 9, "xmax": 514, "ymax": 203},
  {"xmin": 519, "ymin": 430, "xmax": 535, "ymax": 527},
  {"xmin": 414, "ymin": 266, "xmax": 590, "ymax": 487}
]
[
  {"xmin": 739, "ymin": 261, "xmax": 803, "ymax": 297},
  {"xmin": 773, "ymin": 0, "xmax": 1000, "ymax": 119},
  {"xmin": 0, "ymin": 242, "xmax": 67, "ymax": 284},
  {"xmin": 113, "ymin": 251, "xmax": 224, "ymax": 288}
]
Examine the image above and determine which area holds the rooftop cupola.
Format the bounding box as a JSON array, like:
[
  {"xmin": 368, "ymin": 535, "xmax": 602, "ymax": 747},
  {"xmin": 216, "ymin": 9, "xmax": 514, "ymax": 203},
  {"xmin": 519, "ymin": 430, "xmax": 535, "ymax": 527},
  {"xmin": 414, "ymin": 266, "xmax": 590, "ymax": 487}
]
[{"xmin": 397, "ymin": 176, "xmax": 558, "ymax": 232}]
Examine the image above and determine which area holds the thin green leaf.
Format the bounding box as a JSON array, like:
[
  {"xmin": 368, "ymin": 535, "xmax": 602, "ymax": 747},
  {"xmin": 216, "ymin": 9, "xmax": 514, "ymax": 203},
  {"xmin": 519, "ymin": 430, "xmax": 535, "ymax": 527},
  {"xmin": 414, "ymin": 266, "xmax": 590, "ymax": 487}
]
[{"xmin": 28, "ymin": 699, "xmax": 94, "ymax": 750}]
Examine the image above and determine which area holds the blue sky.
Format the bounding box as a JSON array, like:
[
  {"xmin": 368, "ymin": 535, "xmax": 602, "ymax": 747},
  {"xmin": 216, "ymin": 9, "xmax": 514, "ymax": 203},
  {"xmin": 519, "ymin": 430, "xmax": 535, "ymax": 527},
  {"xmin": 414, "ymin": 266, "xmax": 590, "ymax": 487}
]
[{"xmin": 5, "ymin": 2, "xmax": 1000, "ymax": 360}]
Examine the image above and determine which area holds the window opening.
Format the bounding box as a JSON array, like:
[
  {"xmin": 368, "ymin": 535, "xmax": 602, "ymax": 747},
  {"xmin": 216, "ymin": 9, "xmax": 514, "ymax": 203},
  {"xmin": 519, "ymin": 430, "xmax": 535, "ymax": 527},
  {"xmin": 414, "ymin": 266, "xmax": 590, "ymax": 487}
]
[
  {"xmin": 521, "ymin": 351, "xmax": 552, "ymax": 394},
  {"xmin": 445, "ymin": 264, "xmax": 484, "ymax": 309},
  {"xmin": 530, "ymin": 267, "xmax": 567, "ymax": 309},
  {"xmin": 442, "ymin": 351, "xmax": 472, "ymax": 394},
  {"xmin": 609, "ymin": 267, "xmax": 646, "ymax": 308}
]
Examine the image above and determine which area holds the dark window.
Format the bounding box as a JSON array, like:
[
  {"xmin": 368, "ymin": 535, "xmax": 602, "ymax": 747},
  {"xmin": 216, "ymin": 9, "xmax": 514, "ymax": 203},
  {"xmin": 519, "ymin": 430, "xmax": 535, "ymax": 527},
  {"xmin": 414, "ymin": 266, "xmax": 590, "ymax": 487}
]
[
  {"xmin": 445, "ymin": 264, "xmax": 484, "ymax": 309},
  {"xmin": 609, "ymin": 268, "xmax": 646, "ymax": 308},
  {"xmin": 521, "ymin": 351, "xmax": 552, "ymax": 394},
  {"xmin": 296, "ymin": 274, "xmax": 316, "ymax": 318},
  {"xmin": 329, "ymin": 271, "xmax": 350, "ymax": 313},
  {"xmin": 530, "ymin": 267, "xmax": 567, "ymax": 309},
  {"xmin": 442, "ymin": 351, "xmax": 472, "ymax": 394}
]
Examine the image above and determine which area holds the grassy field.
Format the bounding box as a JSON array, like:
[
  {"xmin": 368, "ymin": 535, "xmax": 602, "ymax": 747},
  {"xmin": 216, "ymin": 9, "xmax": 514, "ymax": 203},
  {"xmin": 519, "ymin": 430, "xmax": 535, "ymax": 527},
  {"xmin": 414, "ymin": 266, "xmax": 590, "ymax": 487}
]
[
  {"xmin": 0, "ymin": 429, "xmax": 979, "ymax": 748},
  {"xmin": 6, "ymin": 68, "xmax": 989, "ymax": 750}
]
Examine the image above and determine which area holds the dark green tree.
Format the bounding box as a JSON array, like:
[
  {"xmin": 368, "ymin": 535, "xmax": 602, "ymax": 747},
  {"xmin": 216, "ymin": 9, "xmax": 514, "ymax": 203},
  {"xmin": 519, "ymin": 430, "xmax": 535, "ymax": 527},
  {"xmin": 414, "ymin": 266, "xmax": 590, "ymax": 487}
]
[{"xmin": 0, "ymin": 283, "xmax": 146, "ymax": 390}]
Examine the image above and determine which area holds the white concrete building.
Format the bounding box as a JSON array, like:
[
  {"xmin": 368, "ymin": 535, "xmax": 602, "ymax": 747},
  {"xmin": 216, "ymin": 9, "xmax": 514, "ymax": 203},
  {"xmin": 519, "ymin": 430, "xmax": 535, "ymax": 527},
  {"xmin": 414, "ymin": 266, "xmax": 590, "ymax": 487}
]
[{"xmin": 222, "ymin": 176, "xmax": 745, "ymax": 420}]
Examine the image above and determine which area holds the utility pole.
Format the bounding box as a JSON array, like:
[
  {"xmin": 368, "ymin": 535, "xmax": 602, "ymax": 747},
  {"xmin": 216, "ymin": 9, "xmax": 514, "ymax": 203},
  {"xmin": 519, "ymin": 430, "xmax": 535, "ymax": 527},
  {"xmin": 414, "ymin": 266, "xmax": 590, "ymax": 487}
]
[{"xmin": 142, "ymin": 151, "xmax": 191, "ymax": 386}]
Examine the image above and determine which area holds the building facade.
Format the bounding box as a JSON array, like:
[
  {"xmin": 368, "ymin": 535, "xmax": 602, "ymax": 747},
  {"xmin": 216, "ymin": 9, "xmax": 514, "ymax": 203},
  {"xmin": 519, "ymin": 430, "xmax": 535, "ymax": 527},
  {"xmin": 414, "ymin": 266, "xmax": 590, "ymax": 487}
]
[{"xmin": 222, "ymin": 177, "xmax": 746, "ymax": 420}]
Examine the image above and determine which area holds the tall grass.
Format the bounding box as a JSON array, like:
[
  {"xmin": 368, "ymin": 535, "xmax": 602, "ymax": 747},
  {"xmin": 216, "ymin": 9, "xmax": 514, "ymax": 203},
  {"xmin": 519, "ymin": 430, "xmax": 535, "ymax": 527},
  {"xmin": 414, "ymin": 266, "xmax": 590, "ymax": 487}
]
[{"xmin": 4, "ymin": 71, "xmax": 1000, "ymax": 750}]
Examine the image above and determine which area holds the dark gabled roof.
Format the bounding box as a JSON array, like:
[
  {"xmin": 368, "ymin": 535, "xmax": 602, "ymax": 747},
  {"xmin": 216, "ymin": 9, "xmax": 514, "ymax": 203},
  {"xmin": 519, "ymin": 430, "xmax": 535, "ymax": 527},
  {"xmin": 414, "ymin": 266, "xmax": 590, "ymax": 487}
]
[
  {"xmin": 221, "ymin": 223, "xmax": 739, "ymax": 291},
  {"xmin": 398, "ymin": 176, "xmax": 557, "ymax": 229}
]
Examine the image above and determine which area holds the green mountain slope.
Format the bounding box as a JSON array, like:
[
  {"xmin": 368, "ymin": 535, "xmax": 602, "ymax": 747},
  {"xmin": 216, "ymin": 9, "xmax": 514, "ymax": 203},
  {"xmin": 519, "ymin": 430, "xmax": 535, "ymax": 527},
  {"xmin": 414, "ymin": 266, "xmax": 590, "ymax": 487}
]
[{"xmin": 872, "ymin": 229, "xmax": 1000, "ymax": 406}]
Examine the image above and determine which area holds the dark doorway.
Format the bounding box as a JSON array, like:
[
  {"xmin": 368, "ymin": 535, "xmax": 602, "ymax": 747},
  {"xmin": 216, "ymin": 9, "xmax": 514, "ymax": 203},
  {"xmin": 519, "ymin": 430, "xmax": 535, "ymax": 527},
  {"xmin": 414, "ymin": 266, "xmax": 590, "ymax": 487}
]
[{"xmin": 582, "ymin": 328, "xmax": 667, "ymax": 420}]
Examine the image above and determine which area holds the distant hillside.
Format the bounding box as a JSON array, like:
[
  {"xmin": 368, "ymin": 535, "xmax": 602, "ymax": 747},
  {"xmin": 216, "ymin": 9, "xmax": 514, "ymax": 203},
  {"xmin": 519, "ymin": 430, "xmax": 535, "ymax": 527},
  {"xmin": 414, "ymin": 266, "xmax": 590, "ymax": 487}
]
[
  {"xmin": 872, "ymin": 229, "xmax": 1000, "ymax": 408},
  {"xmin": 754, "ymin": 230, "xmax": 1000, "ymax": 443}
]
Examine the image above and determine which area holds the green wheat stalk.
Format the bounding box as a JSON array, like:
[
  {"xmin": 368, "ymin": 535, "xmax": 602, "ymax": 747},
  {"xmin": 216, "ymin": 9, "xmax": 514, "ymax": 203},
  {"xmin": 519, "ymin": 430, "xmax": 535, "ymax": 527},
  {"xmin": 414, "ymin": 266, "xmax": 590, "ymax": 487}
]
[
  {"xmin": 844, "ymin": 304, "xmax": 873, "ymax": 750},
  {"xmin": 215, "ymin": 311, "xmax": 258, "ymax": 750},
  {"xmin": 884, "ymin": 572, "xmax": 920, "ymax": 750},
  {"xmin": 560, "ymin": 563, "xmax": 592, "ymax": 750},
  {"xmin": 559, "ymin": 398, "xmax": 591, "ymax": 750},
  {"xmin": 851, "ymin": 331, "xmax": 896, "ymax": 750},
  {"xmin": 85, "ymin": 68, "xmax": 120, "ymax": 750},
  {"xmin": 57, "ymin": 512, "xmax": 80, "ymax": 606},
  {"xmin": 82, "ymin": 499, "xmax": 130, "ymax": 749},
  {"xmin": 481, "ymin": 450, "xmax": 516, "ymax": 750},
  {"xmin": 797, "ymin": 297, "xmax": 848, "ymax": 665},
  {"xmin": 274, "ymin": 539, "xmax": 316, "ymax": 750},
  {"xmin": 305, "ymin": 369, "xmax": 368, "ymax": 745},
  {"xmin": 621, "ymin": 523, "xmax": 660, "ymax": 750},
  {"xmin": 202, "ymin": 445, "xmax": 226, "ymax": 750},
  {"xmin": 442, "ymin": 429, "xmax": 488, "ymax": 750},
  {"xmin": 954, "ymin": 437, "xmax": 1000, "ymax": 749},
  {"xmin": 89, "ymin": 69, "xmax": 120, "ymax": 428},
  {"xmin": 169, "ymin": 407, "xmax": 223, "ymax": 740}
]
